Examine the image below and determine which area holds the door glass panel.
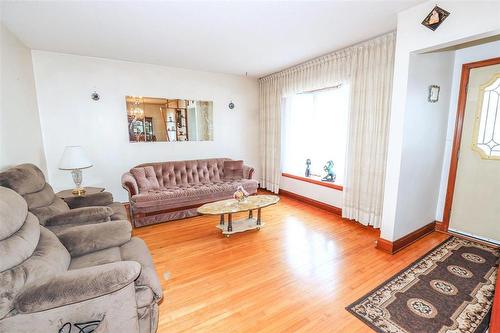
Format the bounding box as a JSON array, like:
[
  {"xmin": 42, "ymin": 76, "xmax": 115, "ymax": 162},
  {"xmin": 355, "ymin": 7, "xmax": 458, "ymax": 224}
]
[{"xmin": 473, "ymin": 75, "xmax": 500, "ymax": 159}]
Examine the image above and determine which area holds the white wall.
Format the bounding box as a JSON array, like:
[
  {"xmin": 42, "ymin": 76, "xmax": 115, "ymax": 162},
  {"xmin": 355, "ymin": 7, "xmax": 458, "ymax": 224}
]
[
  {"xmin": 280, "ymin": 176, "xmax": 342, "ymax": 208},
  {"xmin": 381, "ymin": 1, "xmax": 500, "ymax": 241},
  {"xmin": 0, "ymin": 24, "xmax": 47, "ymax": 173},
  {"xmin": 435, "ymin": 39, "xmax": 500, "ymax": 222},
  {"xmin": 31, "ymin": 51, "xmax": 259, "ymax": 202},
  {"xmin": 392, "ymin": 51, "xmax": 454, "ymax": 240}
]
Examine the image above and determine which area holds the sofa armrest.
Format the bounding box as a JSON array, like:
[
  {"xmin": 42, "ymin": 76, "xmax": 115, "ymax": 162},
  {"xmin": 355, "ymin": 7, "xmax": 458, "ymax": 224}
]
[
  {"xmin": 58, "ymin": 220, "xmax": 132, "ymax": 256},
  {"xmin": 243, "ymin": 165, "xmax": 255, "ymax": 179},
  {"xmin": 45, "ymin": 206, "xmax": 112, "ymax": 227},
  {"xmin": 64, "ymin": 192, "xmax": 114, "ymax": 209},
  {"xmin": 122, "ymin": 172, "xmax": 139, "ymax": 196},
  {"xmin": 15, "ymin": 261, "xmax": 141, "ymax": 314}
]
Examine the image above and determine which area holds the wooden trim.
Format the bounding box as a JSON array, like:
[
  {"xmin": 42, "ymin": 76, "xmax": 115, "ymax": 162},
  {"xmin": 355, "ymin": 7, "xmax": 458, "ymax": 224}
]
[
  {"xmin": 442, "ymin": 57, "xmax": 500, "ymax": 232},
  {"xmin": 376, "ymin": 221, "xmax": 436, "ymax": 254},
  {"xmin": 282, "ymin": 173, "xmax": 343, "ymax": 191},
  {"xmin": 278, "ymin": 189, "xmax": 342, "ymax": 216},
  {"xmin": 375, "ymin": 238, "xmax": 394, "ymax": 253},
  {"xmin": 490, "ymin": 266, "xmax": 500, "ymax": 333},
  {"xmin": 434, "ymin": 220, "xmax": 446, "ymax": 232}
]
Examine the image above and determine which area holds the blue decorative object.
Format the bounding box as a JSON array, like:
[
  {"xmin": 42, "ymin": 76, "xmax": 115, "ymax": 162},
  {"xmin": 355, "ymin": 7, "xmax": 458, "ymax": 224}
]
[
  {"xmin": 321, "ymin": 160, "xmax": 336, "ymax": 182},
  {"xmin": 305, "ymin": 159, "xmax": 311, "ymax": 177}
]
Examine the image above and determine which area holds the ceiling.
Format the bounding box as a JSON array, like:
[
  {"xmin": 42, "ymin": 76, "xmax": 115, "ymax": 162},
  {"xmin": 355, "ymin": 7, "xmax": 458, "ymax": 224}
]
[{"xmin": 0, "ymin": 1, "xmax": 422, "ymax": 77}]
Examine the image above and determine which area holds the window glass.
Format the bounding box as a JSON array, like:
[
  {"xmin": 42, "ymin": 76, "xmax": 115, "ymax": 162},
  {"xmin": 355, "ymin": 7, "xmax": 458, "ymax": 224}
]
[
  {"xmin": 282, "ymin": 86, "xmax": 349, "ymax": 184},
  {"xmin": 474, "ymin": 76, "xmax": 500, "ymax": 159}
]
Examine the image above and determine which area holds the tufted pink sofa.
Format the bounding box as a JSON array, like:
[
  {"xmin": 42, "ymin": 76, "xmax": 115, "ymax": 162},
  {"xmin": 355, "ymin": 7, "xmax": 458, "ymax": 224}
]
[{"xmin": 122, "ymin": 158, "xmax": 258, "ymax": 227}]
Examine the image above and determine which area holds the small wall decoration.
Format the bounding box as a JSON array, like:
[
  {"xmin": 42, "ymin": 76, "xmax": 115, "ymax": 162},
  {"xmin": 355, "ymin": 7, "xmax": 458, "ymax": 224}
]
[
  {"xmin": 428, "ymin": 85, "xmax": 440, "ymax": 103},
  {"xmin": 91, "ymin": 91, "xmax": 100, "ymax": 101},
  {"xmin": 421, "ymin": 5, "xmax": 450, "ymax": 31},
  {"xmin": 228, "ymin": 101, "xmax": 235, "ymax": 110}
]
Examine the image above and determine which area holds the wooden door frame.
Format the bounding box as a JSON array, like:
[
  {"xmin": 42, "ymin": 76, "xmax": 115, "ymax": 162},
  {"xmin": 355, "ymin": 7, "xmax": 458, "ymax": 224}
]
[{"xmin": 438, "ymin": 56, "xmax": 500, "ymax": 232}]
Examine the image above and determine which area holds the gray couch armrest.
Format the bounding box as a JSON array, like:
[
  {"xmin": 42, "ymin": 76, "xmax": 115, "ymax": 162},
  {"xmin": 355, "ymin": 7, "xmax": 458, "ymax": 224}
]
[
  {"xmin": 15, "ymin": 261, "xmax": 141, "ymax": 314},
  {"xmin": 243, "ymin": 165, "xmax": 255, "ymax": 179},
  {"xmin": 64, "ymin": 192, "xmax": 114, "ymax": 209},
  {"xmin": 58, "ymin": 220, "xmax": 132, "ymax": 256},
  {"xmin": 45, "ymin": 206, "xmax": 113, "ymax": 227},
  {"xmin": 122, "ymin": 172, "xmax": 139, "ymax": 196}
]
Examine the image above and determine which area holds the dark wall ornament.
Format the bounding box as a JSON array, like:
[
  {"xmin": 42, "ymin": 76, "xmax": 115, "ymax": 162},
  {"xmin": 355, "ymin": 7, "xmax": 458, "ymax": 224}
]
[
  {"xmin": 91, "ymin": 91, "xmax": 100, "ymax": 101},
  {"xmin": 422, "ymin": 5, "xmax": 450, "ymax": 31},
  {"xmin": 228, "ymin": 101, "xmax": 235, "ymax": 110}
]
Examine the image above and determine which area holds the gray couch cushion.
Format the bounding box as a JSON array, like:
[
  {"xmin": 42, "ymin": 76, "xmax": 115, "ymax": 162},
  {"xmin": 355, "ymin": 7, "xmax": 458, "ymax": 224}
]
[
  {"xmin": 69, "ymin": 237, "xmax": 162, "ymax": 301},
  {"xmin": 0, "ymin": 227, "xmax": 70, "ymax": 319},
  {"xmin": 0, "ymin": 187, "xmax": 28, "ymax": 240},
  {"xmin": 0, "ymin": 164, "xmax": 46, "ymax": 195},
  {"xmin": 0, "ymin": 213, "xmax": 40, "ymax": 272}
]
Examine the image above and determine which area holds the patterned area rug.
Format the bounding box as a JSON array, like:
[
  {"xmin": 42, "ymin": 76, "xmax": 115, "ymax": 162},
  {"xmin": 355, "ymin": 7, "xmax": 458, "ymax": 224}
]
[{"xmin": 347, "ymin": 237, "xmax": 500, "ymax": 333}]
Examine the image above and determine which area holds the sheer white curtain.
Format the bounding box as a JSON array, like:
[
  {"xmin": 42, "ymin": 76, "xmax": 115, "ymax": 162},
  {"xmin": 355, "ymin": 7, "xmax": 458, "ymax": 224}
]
[
  {"xmin": 342, "ymin": 34, "xmax": 395, "ymax": 227},
  {"xmin": 259, "ymin": 33, "xmax": 395, "ymax": 227},
  {"xmin": 259, "ymin": 47, "xmax": 350, "ymax": 193}
]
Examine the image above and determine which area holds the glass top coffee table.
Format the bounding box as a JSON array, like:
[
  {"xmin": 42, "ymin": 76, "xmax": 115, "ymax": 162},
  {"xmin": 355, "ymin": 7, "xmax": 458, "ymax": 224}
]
[{"xmin": 197, "ymin": 195, "xmax": 279, "ymax": 237}]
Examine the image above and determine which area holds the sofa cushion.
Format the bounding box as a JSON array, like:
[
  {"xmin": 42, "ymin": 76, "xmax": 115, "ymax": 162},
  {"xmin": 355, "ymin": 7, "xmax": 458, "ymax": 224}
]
[
  {"xmin": 0, "ymin": 227, "xmax": 70, "ymax": 319},
  {"xmin": 132, "ymin": 179, "xmax": 259, "ymax": 211},
  {"xmin": 131, "ymin": 166, "xmax": 160, "ymax": 192},
  {"xmin": 0, "ymin": 187, "xmax": 28, "ymax": 240},
  {"xmin": 223, "ymin": 160, "xmax": 244, "ymax": 180},
  {"xmin": 0, "ymin": 164, "xmax": 46, "ymax": 195},
  {"xmin": 68, "ymin": 237, "xmax": 162, "ymax": 301}
]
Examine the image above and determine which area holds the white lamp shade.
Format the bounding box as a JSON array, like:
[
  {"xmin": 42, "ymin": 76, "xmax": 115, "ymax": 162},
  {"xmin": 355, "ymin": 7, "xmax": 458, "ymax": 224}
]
[{"xmin": 59, "ymin": 146, "xmax": 93, "ymax": 170}]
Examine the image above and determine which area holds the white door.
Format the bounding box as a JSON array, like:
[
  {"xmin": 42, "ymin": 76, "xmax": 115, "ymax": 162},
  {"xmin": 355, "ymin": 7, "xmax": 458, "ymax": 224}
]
[{"xmin": 449, "ymin": 62, "xmax": 500, "ymax": 244}]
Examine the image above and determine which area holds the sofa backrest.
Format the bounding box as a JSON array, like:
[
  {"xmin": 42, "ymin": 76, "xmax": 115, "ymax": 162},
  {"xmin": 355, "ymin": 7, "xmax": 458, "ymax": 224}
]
[
  {"xmin": 0, "ymin": 186, "xmax": 70, "ymax": 319},
  {"xmin": 134, "ymin": 158, "xmax": 230, "ymax": 187},
  {"xmin": 0, "ymin": 164, "xmax": 70, "ymax": 225}
]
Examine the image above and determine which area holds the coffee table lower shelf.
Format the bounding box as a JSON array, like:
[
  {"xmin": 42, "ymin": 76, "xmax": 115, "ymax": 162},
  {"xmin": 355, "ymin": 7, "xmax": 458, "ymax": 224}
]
[{"xmin": 216, "ymin": 217, "xmax": 265, "ymax": 237}]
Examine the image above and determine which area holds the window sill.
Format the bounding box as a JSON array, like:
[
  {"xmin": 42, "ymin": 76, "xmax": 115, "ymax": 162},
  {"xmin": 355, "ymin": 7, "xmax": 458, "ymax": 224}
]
[{"xmin": 281, "ymin": 173, "xmax": 343, "ymax": 191}]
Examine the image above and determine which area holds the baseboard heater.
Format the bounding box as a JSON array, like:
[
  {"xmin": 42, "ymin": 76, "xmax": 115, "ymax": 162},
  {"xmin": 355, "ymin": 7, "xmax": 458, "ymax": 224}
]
[{"xmin": 448, "ymin": 228, "xmax": 500, "ymax": 246}]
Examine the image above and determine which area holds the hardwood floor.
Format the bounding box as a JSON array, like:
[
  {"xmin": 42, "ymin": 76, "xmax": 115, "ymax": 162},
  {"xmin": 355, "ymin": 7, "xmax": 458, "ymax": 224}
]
[{"xmin": 133, "ymin": 194, "xmax": 449, "ymax": 333}]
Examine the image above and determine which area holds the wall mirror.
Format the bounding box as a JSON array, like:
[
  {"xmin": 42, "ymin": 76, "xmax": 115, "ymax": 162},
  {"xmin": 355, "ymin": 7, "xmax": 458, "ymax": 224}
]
[{"xmin": 126, "ymin": 96, "xmax": 213, "ymax": 142}]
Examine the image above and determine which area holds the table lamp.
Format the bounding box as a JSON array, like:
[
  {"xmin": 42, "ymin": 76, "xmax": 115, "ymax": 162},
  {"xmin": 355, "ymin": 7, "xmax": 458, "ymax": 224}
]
[{"xmin": 58, "ymin": 146, "xmax": 93, "ymax": 195}]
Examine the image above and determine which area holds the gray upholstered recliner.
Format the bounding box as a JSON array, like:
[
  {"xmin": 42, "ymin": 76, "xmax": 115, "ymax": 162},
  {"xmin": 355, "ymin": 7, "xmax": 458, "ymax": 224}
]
[
  {"xmin": 0, "ymin": 164, "xmax": 127, "ymax": 235},
  {"xmin": 0, "ymin": 186, "xmax": 162, "ymax": 333}
]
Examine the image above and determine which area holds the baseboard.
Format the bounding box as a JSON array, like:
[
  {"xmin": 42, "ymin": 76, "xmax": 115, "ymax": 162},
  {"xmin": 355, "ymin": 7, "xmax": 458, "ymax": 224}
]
[
  {"xmin": 278, "ymin": 189, "xmax": 342, "ymax": 216},
  {"xmin": 375, "ymin": 238, "xmax": 393, "ymax": 253},
  {"xmin": 376, "ymin": 221, "xmax": 436, "ymax": 254},
  {"xmin": 435, "ymin": 220, "xmax": 446, "ymax": 232}
]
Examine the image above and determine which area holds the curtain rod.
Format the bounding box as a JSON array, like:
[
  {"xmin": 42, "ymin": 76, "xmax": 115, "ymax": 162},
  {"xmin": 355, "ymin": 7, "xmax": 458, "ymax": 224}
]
[{"xmin": 298, "ymin": 84, "xmax": 342, "ymax": 94}]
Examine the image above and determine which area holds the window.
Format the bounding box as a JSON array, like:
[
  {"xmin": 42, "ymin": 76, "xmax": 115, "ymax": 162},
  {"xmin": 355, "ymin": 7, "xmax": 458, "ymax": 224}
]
[
  {"xmin": 282, "ymin": 85, "xmax": 349, "ymax": 185},
  {"xmin": 473, "ymin": 75, "xmax": 500, "ymax": 159}
]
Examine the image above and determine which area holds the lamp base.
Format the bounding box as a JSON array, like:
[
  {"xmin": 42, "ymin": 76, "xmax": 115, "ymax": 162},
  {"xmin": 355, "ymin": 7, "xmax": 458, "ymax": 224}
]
[
  {"xmin": 72, "ymin": 187, "xmax": 86, "ymax": 196},
  {"xmin": 71, "ymin": 169, "xmax": 85, "ymax": 196}
]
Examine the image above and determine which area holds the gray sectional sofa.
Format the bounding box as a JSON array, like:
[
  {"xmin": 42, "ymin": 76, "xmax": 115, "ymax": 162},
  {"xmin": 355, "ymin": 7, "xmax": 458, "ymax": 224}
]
[
  {"xmin": 122, "ymin": 158, "xmax": 258, "ymax": 227},
  {"xmin": 0, "ymin": 164, "xmax": 162, "ymax": 332},
  {"xmin": 0, "ymin": 185, "xmax": 162, "ymax": 332}
]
